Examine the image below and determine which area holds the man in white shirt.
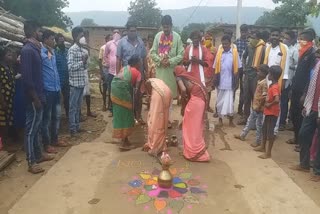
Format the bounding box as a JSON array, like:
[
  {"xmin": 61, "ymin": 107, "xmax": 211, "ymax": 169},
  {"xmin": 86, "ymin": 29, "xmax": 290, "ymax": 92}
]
[{"xmin": 263, "ymin": 28, "xmax": 290, "ymax": 135}]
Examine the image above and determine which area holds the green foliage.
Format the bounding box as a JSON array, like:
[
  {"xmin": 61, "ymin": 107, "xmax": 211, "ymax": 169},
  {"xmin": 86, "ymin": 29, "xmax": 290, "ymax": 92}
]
[
  {"xmin": 88, "ymin": 56, "xmax": 100, "ymax": 71},
  {"xmin": 180, "ymin": 23, "xmax": 217, "ymax": 43},
  {"xmin": 1, "ymin": 0, "xmax": 72, "ymax": 29},
  {"xmin": 128, "ymin": 0, "xmax": 162, "ymax": 28},
  {"xmin": 255, "ymin": 0, "xmax": 320, "ymax": 27},
  {"xmin": 80, "ymin": 18, "xmax": 98, "ymax": 27}
]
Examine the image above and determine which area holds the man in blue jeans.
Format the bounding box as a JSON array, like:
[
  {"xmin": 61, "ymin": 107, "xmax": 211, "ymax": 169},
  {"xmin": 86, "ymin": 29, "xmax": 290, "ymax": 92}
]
[
  {"xmin": 279, "ymin": 31, "xmax": 298, "ymax": 131},
  {"xmin": 21, "ymin": 21, "xmax": 54, "ymax": 174},
  {"xmin": 291, "ymin": 59, "xmax": 320, "ymax": 182},
  {"xmin": 41, "ymin": 30, "xmax": 69, "ymax": 154},
  {"xmin": 55, "ymin": 33, "xmax": 70, "ymax": 118},
  {"xmin": 68, "ymin": 27, "xmax": 88, "ymax": 137}
]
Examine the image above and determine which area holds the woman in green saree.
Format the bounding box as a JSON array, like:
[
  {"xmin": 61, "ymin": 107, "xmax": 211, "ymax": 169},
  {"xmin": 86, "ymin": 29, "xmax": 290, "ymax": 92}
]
[{"xmin": 111, "ymin": 55, "xmax": 141, "ymax": 150}]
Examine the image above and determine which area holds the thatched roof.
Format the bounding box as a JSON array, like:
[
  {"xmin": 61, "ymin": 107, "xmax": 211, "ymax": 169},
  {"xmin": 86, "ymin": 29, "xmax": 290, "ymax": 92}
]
[
  {"xmin": 0, "ymin": 7, "xmax": 72, "ymax": 50},
  {"xmin": 0, "ymin": 7, "xmax": 25, "ymax": 49}
]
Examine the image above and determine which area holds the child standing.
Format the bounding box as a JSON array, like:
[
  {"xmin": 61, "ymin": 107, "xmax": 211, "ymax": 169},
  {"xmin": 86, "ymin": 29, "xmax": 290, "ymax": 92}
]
[
  {"xmin": 255, "ymin": 65, "xmax": 282, "ymax": 159},
  {"xmin": 234, "ymin": 64, "xmax": 269, "ymax": 147}
]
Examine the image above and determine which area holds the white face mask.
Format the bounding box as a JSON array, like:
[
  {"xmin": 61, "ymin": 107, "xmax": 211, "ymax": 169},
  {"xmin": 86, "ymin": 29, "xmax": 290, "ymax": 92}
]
[{"xmin": 79, "ymin": 36, "xmax": 87, "ymax": 45}]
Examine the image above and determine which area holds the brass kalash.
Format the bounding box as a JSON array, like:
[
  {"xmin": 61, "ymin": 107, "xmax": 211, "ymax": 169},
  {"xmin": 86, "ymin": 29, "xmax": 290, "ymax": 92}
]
[{"xmin": 157, "ymin": 153, "xmax": 173, "ymax": 188}]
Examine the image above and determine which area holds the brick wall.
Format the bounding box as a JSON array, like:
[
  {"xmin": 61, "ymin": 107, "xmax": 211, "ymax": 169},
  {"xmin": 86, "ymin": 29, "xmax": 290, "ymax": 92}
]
[{"xmin": 83, "ymin": 26, "xmax": 158, "ymax": 58}]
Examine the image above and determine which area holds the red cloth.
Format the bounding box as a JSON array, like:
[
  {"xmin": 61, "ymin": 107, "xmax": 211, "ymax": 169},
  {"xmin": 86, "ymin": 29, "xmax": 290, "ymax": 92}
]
[
  {"xmin": 206, "ymin": 51, "xmax": 215, "ymax": 77},
  {"xmin": 299, "ymin": 42, "xmax": 313, "ymax": 59},
  {"xmin": 312, "ymin": 70, "xmax": 320, "ymax": 112},
  {"xmin": 182, "ymin": 95, "xmax": 210, "ymax": 162},
  {"xmin": 130, "ymin": 67, "xmax": 141, "ymax": 85},
  {"xmin": 310, "ymin": 129, "xmax": 319, "ymax": 161},
  {"xmin": 183, "ymin": 45, "xmax": 211, "ymax": 80},
  {"xmin": 174, "ymin": 65, "xmax": 207, "ymax": 102},
  {"xmin": 264, "ymin": 83, "xmax": 280, "ymax": 117}
]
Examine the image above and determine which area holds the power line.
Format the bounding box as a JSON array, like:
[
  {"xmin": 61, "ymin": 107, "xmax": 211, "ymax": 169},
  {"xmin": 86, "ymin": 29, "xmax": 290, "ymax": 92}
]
[{"xmin": 181, "ymin": 0, "xmax": 205, "ymax": 28}]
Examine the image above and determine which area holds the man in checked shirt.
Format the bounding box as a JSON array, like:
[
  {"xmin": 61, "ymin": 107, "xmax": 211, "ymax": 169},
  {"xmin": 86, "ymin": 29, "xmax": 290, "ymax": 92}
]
[
  {"xmin": 235, "ymin": 24, "xmax": 249, "ymax": 122},
  {"xmin": 67, "ymin": 27, "xmax": 88, "ymax": 137}
]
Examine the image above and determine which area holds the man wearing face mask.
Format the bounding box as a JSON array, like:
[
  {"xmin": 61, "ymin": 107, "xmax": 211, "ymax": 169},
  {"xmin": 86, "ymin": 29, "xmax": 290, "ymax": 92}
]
[
  {"xmin": 21, "ymin": 21, "xmax": 53, "ymax": 174},
  {"xmin": 68, "ymin": 27, "xmax": 88, "ymax": 138},
  {"xmin": 79, "ymin": 34, "xmax": 97, "ymax": 119},
  {"xmin": 55, "ymin": 33, "xmax": 69, "ymax": 118},
  {"xmin": 117, "ymin": 20, "xmax": 148, "ymax": 124},
  {"xmin": 99, "ymin": 34, "xmax": 111, "ymax": 112},
  {"xmin": 104, "ymin": 30, "xmax": 121, "ymax": 116},
  {"xmin": 289, "ymin": 29, "xmax": 317, "ymax": 148},
  {"xmin": 279, "ymin": 31, "xmax": 298, "ymax": 132},
  {"xmin": 241, "ymin": 31, "xmax": 266, "ymax": 125}
]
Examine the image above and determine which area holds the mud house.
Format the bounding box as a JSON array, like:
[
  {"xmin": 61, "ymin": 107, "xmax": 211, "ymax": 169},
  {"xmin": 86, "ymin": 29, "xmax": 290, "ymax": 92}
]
[{"xmin": 82, "ymin": 25, "xmax": 158, "ymax": 58}]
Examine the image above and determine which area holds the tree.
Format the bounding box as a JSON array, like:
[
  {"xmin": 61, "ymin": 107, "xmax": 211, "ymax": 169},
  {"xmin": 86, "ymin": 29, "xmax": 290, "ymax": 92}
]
[
  {"xmin": 128, "ymin": 0, "xmax": 162, "ymax": 28},
  {"xmin": 255, "ymin": 0, "xmax": 320, "ymax": 27},
  {"xmin": 1, "ymin": 0, "xmax": 72, "ymax": 29},
  {"xmin": 80, "ymin": 18, "xmax": 98, "ymax": 27}
]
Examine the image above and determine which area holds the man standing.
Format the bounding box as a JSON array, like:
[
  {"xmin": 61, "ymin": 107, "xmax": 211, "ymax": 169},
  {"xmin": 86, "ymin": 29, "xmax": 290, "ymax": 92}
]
[
  {"xmin": 279, "ymin": 31, "xmax": 299, "ymax": 131},
  {"xmin": 291, "ymin": 58, "xmax": 320, "ymax": 182},
  {"xmin": 203, "ymin": 32, "xmax": 217, "ymax": 112},
  {"xmin": 81, "ymin": 36, "xmax": 97, "ymax": 118},
  {"xmin": 183, "ymin": 31, "xmax": 210, "ymax": 85},
  {"xmin": 236, "ymin": 24, "xmax": 249, "ymax": 120},
  {"xmin": 41, "ymin": 30, "xmax": 68, "ymax": 154},
  {"xmin": 21, "ymin": 21, "xmax": 53, "ymax": 174},
  {"xmin": 68, "ymin": 27, "xmax": 88, "ymax": 137},
  {"xmin": 105, "ymin": 30, "xmax": 121, "ymax": 117},
  {"xmin": 263, "ymin": 28, "xmax": 290, "ymax": 135},
  {"xmin": 55, "ymin": 33, "xmax": 69, "ymax": 117},
  {"xmin": 150, "ymin": 15, "xmax": 184, "ymax": 119},
  {"xmin": 117, "ymin": 20, "xmax": 148, "ymax": 124},
  {"xmin": 99, "ymin": 34, "xmax": 111, "ymax": 112},
  {"xmin": 290, "ymin": 29, "xmax": 316, "ymax": 147},
  {"xmin": 240, "ymin": 31, "xmax": 266, "ymax": 124},
  {"xmin": 213, "ymin": 35, "xmax": 242, "ymax": 126}
]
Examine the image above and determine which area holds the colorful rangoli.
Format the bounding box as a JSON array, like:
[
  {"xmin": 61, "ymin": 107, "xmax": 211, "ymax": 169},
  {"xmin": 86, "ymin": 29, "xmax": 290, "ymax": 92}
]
[{"xmin": 122, "ymin": 167, "xmax": 208, "ymax": 213}]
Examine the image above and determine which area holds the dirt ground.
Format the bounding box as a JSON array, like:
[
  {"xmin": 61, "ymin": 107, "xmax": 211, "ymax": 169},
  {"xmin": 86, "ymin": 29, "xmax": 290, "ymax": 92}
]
[
  {"xmin": 0, "ymin": 95, "xmax": 106, "ymax": 214},
  {"xmin": 1, "ymin": 82, "xmax": 320, "ymax": 213}
]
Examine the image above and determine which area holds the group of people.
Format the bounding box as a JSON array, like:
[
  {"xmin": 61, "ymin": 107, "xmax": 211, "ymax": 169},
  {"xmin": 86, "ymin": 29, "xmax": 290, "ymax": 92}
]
[
  {"xmin": 103, "ymin": 15, "xmax": 210, "ymax": 162},
  {"xmin": 102, "ymin": 15, "xmax": 320, "ymax": 181},
  {"xmin": 233, "ymin": 26, "xmax": 320, "ymax": 181},
  {"xmin": 1, "ymin": 15, "xmax": 320, "ymax": 181},
  {"xmin": 0, "ymin": 21, "xmax": 99, "ymax": 174}
]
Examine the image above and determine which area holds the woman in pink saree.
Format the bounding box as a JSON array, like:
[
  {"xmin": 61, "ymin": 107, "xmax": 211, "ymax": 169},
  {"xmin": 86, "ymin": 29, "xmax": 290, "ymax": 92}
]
[
  {"xmin": 175, "ymin": 66, "xmax": 210, "ymax": 162},
  {"xmin": 143, "ymin": 78, "xmax": 172, "ymax": 157}
]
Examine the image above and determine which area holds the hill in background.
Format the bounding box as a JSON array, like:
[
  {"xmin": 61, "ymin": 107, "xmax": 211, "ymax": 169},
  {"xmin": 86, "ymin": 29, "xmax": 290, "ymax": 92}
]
[
  {"xmin": 66, "ymin": 6, "xmax": 320, "ymax": 34},
  {"xmin": 66, "ymin": 6, "xmax": 269, "ymax": 28}
]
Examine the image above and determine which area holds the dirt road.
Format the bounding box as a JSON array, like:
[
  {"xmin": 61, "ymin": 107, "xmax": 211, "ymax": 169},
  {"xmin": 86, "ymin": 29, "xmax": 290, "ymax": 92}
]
[{"xmin": 1, "ymin": 93, "xmax": 320, "ymax": 214}]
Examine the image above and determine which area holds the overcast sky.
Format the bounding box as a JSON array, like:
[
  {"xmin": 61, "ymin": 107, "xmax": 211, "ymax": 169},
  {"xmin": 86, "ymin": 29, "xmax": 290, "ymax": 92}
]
[{"xmin": 64, "ymin": 0, "xmax": 276, "ymax": 12}]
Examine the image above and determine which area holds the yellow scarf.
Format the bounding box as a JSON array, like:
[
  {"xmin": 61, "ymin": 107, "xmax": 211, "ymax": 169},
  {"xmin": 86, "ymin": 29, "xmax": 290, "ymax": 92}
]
[
  {"xmin": 252, "ymin": 39, "xmax": 265, "ymax": 68},
  {"xmin": 215, "ymin": 44, "xmax": 239, "ymax": 74},
  {"xmin": 264, "ymin": 42, "xmax": 287, "ymax": 90}
]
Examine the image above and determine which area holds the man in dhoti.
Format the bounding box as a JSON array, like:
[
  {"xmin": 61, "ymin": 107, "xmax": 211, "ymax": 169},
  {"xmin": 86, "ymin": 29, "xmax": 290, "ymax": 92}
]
[{"xmin": 213, "ymin": 34, "xmax": 242, "ymax": 126}]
